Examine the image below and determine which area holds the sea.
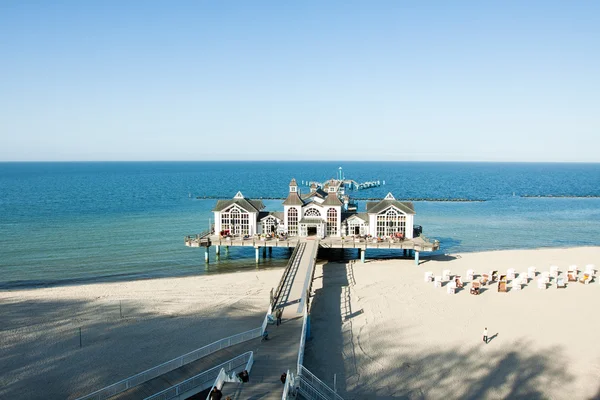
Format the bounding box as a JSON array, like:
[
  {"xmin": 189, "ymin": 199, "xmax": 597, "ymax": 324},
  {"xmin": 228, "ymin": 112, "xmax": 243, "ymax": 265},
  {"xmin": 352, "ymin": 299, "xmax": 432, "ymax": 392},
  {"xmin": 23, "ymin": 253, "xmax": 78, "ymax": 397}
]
[{"xmin": 0, "ymin": 161, "xmax": 599, "ymax": 289}]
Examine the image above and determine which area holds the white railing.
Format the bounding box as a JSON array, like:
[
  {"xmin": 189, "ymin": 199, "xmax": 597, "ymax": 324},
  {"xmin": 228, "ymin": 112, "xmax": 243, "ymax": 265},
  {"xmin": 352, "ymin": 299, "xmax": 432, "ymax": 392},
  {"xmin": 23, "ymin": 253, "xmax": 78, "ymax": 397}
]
[
  {"xmin": 205, "ymin": 350, "xmax": 255, "ymax": 400},
  {"xmin": 244, "ymin": 350, "xmax": 254, "ymax": 373},
  {"xmin": 297, "ymin": 307, "xmax": 308, "ymax": 375},
  {"xmin": 261, "ymin": 303, "xmax": 273, "ymax": 335},
  {"xmin": 144, "ymin": 351, "xmax": 253, "ymax": 400},
  {"xmin": 282, "ymin": 369, "xmax": 296, "ymax": 400},
  {"xmin": 205, "ymin": 368, "xmax": 227, "ymax": 400},
  {"xmin": 298, "ymin": 365, "xmax": 344, "ymax": 400},
  {"xmin": 77, "ymin": 329, "xmax": 261, "ymax": 400}
]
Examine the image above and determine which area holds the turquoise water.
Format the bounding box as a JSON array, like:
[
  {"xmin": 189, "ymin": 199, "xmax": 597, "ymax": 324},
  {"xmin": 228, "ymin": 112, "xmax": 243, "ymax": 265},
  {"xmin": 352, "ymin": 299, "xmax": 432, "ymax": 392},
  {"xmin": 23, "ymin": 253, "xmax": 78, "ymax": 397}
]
[{"xmin": 0, "ymin": 162, "xmax": 599, "ymax": 288}]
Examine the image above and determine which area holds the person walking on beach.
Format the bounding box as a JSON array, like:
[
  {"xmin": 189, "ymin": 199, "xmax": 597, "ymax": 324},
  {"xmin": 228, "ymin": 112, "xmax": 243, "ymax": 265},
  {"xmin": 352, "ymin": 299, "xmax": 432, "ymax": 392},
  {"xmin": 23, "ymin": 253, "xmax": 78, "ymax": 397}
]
[
  {"xmin": 275, "ymin": 307, "xmax": 283, "ymax": 326},
  {"xmin": 483, "ymin": 327, "xmax": 488, "ymax": 344}
]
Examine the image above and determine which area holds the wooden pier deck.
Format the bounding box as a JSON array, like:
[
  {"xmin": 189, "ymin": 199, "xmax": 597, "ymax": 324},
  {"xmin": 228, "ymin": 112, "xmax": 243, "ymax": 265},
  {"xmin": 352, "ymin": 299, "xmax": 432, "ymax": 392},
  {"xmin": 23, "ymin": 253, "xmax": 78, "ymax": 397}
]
[{"xmin": 185, "ymin": 234, "xmax": 439, "ymax": 252}]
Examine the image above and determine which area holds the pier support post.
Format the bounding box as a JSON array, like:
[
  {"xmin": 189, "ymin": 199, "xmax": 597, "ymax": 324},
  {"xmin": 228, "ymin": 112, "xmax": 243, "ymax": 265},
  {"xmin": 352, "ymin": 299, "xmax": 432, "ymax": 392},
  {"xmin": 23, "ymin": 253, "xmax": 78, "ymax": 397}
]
[
  {"xmin": 361, "ymin": 248, "xmax": 366, "ymax": 263},
  {"xmin": 403, "ymin": 249, "xmax": 407, "ymax": 257},
  {"xmin": 205, "ymin": 248, "xmax": 209, "ymax": 263},
  {"xmin": 268, "ymin": 247, "xmax": 272, "ymax": 256},
  {"xmin": 215, "ymin": 245, "xmax": 220, "ymax": 255},
  {"xmin": 263, "ymin": 247, "xmax": 267, "ymax": 257},
  {"xmin": 255, "ymin": 247, "xmax": 259, "ymax": 263},
  {"xmin": 414, "ymin": 250, "xmax": 420, "ymax": 266}
]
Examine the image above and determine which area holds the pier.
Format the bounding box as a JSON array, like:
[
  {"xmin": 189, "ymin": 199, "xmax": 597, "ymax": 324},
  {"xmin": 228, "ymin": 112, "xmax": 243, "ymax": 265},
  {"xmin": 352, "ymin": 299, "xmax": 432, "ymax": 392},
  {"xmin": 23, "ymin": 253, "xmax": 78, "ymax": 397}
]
[{"xmin": 185, "ymin": 232, "xmax": 439, "ymax": 265}]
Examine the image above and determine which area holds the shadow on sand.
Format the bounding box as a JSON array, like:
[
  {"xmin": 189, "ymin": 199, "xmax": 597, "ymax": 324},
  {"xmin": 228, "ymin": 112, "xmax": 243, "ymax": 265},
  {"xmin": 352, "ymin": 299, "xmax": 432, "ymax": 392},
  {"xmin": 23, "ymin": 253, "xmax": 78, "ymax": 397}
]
[{"xmin": 303, "ymin": 262, "xmax": 576, "ymax": 400}]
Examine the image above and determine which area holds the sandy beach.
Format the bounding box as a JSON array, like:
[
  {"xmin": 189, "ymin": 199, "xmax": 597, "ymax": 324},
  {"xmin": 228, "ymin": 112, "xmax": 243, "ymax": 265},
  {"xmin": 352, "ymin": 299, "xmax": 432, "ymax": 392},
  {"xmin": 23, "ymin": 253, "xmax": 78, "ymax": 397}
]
[
  {"xmin": 305, "ymin": 246, "xmax": 600, "ymax": 399},
  {"xmin": 2, "ymin": 247, "xmax": 599, "ymax": 400},
  {"xmin": 0, "ymin": 269, "xmax": 281, "ymax": 399}
]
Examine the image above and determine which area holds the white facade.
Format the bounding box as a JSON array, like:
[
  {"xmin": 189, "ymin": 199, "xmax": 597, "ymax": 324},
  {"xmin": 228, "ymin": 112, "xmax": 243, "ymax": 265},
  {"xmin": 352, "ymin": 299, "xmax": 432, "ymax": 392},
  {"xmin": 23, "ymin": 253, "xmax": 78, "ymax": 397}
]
[{"xmin": 212, "ymin": 185, "xmax": 415, "ymax": 239}]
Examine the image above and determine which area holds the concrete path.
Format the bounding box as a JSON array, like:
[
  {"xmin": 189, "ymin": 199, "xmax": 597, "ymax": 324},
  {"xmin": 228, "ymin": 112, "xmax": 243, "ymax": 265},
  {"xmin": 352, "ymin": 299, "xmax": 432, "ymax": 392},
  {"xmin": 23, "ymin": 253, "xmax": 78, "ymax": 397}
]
[
  {"xmin": 111, "ymin": 338, "xmax": 261, "ymax": 400},
  {"xmin": 223, "ymin": 239, "xmax": 318, "ymax": 400}
]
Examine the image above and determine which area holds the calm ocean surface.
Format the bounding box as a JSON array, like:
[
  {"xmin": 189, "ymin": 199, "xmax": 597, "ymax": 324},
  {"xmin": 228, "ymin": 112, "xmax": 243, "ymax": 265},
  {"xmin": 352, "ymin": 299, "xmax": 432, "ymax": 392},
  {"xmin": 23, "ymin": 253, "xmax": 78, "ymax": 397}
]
[{"xmin": 0, "ymin": 162, "xmax": 599, "ymax": 289}]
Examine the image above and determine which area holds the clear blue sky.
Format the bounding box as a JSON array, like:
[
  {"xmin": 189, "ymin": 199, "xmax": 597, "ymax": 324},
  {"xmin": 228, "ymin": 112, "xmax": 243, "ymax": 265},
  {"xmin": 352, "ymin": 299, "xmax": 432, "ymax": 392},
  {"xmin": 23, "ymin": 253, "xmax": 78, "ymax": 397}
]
[{"xmin": 1, "ymin": 1, "xmax": 598, "ymax": 162}]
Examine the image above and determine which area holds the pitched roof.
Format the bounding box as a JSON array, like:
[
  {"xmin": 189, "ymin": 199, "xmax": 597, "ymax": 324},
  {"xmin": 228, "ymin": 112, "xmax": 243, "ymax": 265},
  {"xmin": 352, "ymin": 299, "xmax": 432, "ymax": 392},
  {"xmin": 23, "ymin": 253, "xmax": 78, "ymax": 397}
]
[
  {"xmin": 259, "ymin": 211, "xmax": 284, "ymax": 221},
  {"xmin": 289, "ymin": 178, "xmax": 298, "ymax": 187},
  {"xmin": 366, "ymin": 199, "xmax": 415, "ymax": 215},
  {"xmin": 301, "ymin": 188, "xmax": 327, "ymax": 200},
  {"xmin": 283, "ymin": 191, "xmax": 304, "ymax": 206},
  {"xmin": 342, "ymin": 213, "xmax": 369, "ymax": 223},
  {"xmin": 212, "ymin": 197, "xmax": 265, "ymax": 213},
  {"xmin": 322, "ymin": 193, "xmax": 343, "ymax": 206}
]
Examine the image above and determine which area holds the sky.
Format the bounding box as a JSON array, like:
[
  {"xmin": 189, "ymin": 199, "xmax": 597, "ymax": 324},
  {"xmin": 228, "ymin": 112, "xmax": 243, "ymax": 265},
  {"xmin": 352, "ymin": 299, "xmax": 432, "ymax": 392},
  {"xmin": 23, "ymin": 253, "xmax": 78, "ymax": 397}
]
[{"xmin": 0, "ymin": 1, "xmax": 599, "ymax": 162}]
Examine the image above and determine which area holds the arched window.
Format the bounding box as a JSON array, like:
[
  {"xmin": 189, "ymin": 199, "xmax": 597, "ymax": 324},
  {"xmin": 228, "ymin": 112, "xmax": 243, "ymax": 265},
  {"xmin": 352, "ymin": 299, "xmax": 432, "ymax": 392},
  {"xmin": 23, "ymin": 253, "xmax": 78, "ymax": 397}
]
[
  {"xmin": 376, "ymin": 207, "xmax": 405, "ymax": 237},
  {"xmin": 261, "ymin": 217, "xmax": 277, "ymax": 234},
  {"xmin": 221, "ymin": 206, "xmax": 250, "ymax": 236},
  {"xmin": 288, "ymin": 208, "xmax": 298, "ymax": 236},
  {"xmin": 304, "ymin": 208, "xmax": 321, "ymax": 217},
  {"xmin": 327, "ymin": 208, "xmax": 338, "ymax": 236}
]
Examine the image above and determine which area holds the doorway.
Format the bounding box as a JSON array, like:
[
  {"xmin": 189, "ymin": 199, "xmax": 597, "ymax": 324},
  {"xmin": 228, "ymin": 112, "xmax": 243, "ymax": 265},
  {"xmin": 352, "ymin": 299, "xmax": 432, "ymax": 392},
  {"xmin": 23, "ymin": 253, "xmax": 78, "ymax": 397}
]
[{"xmin": 307, "ymin": 226, "xmax": 317, "ymax": 236}]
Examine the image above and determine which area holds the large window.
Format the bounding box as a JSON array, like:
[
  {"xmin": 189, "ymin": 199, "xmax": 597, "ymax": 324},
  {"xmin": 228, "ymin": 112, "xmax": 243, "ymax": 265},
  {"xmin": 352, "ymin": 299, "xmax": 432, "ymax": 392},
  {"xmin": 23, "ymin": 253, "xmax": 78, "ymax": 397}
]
[
  {"xmin": 304, "ymin": 208, "xmax": 321, "ymax": 218},
  {"xmin": 288, "ymin": 208, "xmax": 298, "ymax": 236},
  {"xmin": 221, "ymin": 206, "xmax": 250, "ymax": 236},
  {"xmin": 376, "ymin": 208, "xmax": 405, "ymax": 237},
  {"xmin": 261, "ymin": 217, "xmax": 278, "ymax": 234},
  {"xmin": 347, "ymin": 219, "xmax": 367, "ymax": 236},
  {"xmin": 326, "ymin": 208, "xmax": 338, "ymax": 236}
]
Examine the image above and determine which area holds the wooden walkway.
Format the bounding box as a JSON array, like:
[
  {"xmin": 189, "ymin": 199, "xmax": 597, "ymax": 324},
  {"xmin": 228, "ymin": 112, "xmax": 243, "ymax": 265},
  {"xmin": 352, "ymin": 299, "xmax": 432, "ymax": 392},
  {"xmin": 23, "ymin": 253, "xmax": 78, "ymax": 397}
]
[
  {"xmin": 223, "ymin": 239, "xmax": 318, "ymax": 400},
  {"xmin": 110, "ymin": 339, "xmax": 261, "ymax": 400},
  {"xmin": 111, "ymin": 239, "xmax": 318, "ymax": 400}
]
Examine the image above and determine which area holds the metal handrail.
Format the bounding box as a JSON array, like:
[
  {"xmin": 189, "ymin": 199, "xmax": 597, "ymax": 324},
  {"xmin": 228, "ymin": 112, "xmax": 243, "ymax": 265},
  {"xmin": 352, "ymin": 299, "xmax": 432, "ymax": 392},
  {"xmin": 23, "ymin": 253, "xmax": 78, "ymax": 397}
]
[
  {"xmin": 144, "ymin": 351, "xmax": 253, "ymax": 400},
  {"xmin": 76, "ymin": 328, "xmax": 261, "ymax": 400},
  {"xmin": 297, "ymin": 307, "xmax": 308, "ymax": 376},
  {"xmin": 282, "ymin": 369, "xmax": 295, "ymax": 400},
  {"xmin": 298, "ymin": 365, "xmax": 344, "ymax": 400},
  {"xmin": 272, "ymin": 243, "xmax": 303, "ymax": 308}
]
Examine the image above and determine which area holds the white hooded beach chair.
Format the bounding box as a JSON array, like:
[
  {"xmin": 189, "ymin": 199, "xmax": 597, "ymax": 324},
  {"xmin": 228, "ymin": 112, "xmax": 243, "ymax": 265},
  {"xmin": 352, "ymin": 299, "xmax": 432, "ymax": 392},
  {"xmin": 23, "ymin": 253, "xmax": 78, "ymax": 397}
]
[
  {"xmin": 528, "ymin": 266, "xmax": 536, "ymax": 279},
  {"xmin": 568, "ymin": 265, "xmax": 578, "ymax": 274},
  {"xmin": 537, "ymin": 278, "xmax": 547, "ymax": 289},
  {"xmin": 434, "ymin": 275, "xmax": 442, "ymax": 288},
  {"xmin": 512, "ymin": 278, "xmax": 522, "ymax": 291},
  {"xmin": 550, "ymin": 265, "xmax": 559, "ymax": 278},
  {"xmin": 424, "ymin": 271, "xmax": 433, "ymax": 282},
  {"xmin": 447, "ymin": 281, "xmax": 456, "ymax": 294},
  {"xmin": 466, "ymin": 269, "xmax": 474, "ymax": 281},
  {"xmin": 442, "ymin": 269, "xmax": 451, "ymax": 281},
  {"xmin": 507, "ymin": 268, "xmax": 516, "ymax": 280},
  {"xmin": 520, "ymin": 272, "xmax": 529, "ymax": 283},
  {"xmin": 585, "ymin": 264, "xmax": 596, "ymax": 275},
  {"xmin": 541, "ymin": 271, "xmax": 550, "ymax": 283}
]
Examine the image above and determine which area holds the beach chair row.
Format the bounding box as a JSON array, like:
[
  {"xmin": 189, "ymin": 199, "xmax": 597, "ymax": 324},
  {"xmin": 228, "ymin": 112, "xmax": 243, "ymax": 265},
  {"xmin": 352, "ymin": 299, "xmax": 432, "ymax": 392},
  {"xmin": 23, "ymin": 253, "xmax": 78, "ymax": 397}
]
[{"xmin": 423, "ymin": 264, "xmax": 596, "ymax": 294}]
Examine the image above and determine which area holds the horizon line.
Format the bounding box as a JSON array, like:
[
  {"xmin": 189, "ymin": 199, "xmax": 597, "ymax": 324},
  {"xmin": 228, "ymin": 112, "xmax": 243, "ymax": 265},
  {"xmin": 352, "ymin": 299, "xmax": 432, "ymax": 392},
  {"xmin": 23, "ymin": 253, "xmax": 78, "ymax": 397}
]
[{"xmin": 0, "ymin": 160, "xmax": 599, "ymax": 164}]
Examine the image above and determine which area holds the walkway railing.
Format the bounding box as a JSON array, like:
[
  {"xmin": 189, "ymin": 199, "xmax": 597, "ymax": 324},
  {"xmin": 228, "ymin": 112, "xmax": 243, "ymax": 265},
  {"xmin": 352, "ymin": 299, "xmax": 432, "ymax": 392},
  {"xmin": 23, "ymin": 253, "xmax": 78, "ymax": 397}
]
[
  {"xmin": 76, "ymin": 328, "xmax": 261, "ymax": 400},
  {"xmin": 282, "ymin": 369, "xmax": 296, "ymax": 400},
  {"xmin": 272, "ymin": 243, "xmax": 304, "ymax": 308},
  {"xmin": 297, "ymin": 307, "xmax": 308, "ymax": 375},
  {"xmin": 184, "ymin": 230, "xmax": 212, "ymax": 246},
  {"xmin": 144, "ymin": 351, "xmax": 253, "ymax": 400},
  {"xmin": 205, "ymin": 352, "xmax": 254, "ymax": 400},
  {"xmin": 297, "ymin": 365, "xmax": 344, "ymax": 400}
]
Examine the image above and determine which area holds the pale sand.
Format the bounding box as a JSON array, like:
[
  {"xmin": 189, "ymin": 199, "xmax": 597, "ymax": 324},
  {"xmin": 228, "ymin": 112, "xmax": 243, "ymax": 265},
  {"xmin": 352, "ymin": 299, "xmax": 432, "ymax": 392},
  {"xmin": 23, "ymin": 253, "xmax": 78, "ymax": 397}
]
[
  {"xmin": 0, "ymin": 269, "xmax": 281, "ymax": 399},
  {"xmin": 305, "ymin": 246, "xmax": 600, "ymax": 400}
]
